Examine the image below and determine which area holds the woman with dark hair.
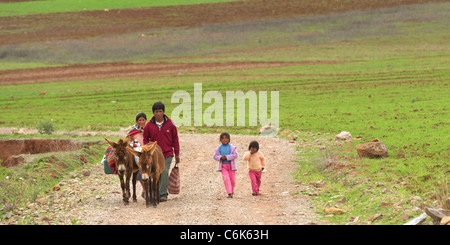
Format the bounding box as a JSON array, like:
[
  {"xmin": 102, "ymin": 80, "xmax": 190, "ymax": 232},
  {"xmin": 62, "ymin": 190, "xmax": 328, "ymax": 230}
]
[
  {"xmin": 128, "ymin": 112, "xmax": 147, "ymax": 146},
  {"xmin": 127, "ymin": 112, "xmax": 147, "ymax": 198}
]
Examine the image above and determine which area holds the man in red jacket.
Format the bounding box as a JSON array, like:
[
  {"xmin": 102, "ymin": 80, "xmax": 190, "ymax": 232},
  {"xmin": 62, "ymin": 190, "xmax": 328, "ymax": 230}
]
[{"xmin": 143, "ymin": 101, "xmax": 180, "ymax": 202}]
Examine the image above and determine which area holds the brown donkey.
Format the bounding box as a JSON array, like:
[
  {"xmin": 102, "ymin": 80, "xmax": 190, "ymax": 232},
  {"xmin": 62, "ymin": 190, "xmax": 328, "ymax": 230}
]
[
  {"xmin": 105, "ymin": 138, "xmax": 139, "ymax": 205},
  {"xmin": 127, "ymin": 141, "xmax": 165, "ymax": 208}
]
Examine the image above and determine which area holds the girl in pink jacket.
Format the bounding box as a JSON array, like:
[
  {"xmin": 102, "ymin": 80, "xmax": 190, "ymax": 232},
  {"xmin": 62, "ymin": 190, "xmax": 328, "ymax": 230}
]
[{"xmin": 213, "ymin": 132, "xmax": 238, "ymax": 198}]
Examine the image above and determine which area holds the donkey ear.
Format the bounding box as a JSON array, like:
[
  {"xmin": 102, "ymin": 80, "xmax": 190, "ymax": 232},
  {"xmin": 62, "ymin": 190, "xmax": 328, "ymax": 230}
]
[
  {"xmin": 123, "ymin": 136, "xmax": 131, "ymax": 146},
  {"xmin": 126, "ymin": 146, "xmax": 141, "ymax": 157},
  {"xmin": 150, "ymin": 141, "xmax": 157, "ymax": 155},
  {"xmin": 105, "ymin": 138, "xmax": 117, "ymax": 148}
]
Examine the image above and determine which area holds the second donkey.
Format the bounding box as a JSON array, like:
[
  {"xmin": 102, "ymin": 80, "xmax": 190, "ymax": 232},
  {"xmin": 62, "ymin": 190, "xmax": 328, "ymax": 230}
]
[{"xmin": 128, "ymin": 141, "xmax": 165, "ymax": 208}]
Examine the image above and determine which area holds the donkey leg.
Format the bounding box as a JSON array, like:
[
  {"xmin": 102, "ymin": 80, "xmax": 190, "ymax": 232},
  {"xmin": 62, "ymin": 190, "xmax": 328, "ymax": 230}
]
[
  {"xmin": 144, "ymin": 181, "xmax": 150, "ymax": 208},
  {"xmin": 156, "ymin": 178, "xmax": 160, "ymax": 206},
  {"xmin": 132, "ymin": 171, "xmax": 138, "ymax": 202},
  {"xmin": 152, "ymin": 179, "xmax": 159, "ymax": 207},
  {"xmin": 125, "ymin": 172, "xmax": 132, "ymax": 202},
  {"xmin": 150, "ymin": 179, "xmax": 154, "ymax": 207},
  {"xmin": 119, "ymin": 175, "xmax": 128, "ymax": 205},
  {"xmin": 151, "ymin": 180, "xmax": 155, "ymax": 207}
]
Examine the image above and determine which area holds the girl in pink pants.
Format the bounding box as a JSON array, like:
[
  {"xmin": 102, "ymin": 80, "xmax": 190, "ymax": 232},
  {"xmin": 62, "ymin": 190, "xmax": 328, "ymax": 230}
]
[
  {"xmin": 213, "ymin": 132, "xmax": 238, "ymax": 198},
  {"xmin": 243, "ymin": 141, "xmax": 266, "ymax": 196}
]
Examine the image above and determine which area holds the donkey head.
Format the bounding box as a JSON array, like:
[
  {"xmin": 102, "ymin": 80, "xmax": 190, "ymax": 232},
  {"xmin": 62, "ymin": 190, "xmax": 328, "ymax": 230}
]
[
  {"xmin": 105, "ymin": 138, "xmax": 131, "ymax": 175},
  {"xmin": 127, "ymin": 141, "xmax": 158, "ymax": 181}
]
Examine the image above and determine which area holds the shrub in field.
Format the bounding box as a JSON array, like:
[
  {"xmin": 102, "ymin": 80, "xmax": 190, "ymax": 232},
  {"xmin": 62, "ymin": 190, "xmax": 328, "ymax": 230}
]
[{"xmin": 36, "ymin": 119, "xmax": 55, "ymax": 135}]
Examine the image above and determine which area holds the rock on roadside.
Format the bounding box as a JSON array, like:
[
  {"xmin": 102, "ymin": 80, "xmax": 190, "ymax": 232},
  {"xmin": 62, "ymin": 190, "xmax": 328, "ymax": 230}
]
[
  {"xmin": 335, "ymin": 131, "xmax": 352, "ymax": 140},
  {"xmin": 355, "ymin": 138, "xmax": 389, "ymax": 158}
]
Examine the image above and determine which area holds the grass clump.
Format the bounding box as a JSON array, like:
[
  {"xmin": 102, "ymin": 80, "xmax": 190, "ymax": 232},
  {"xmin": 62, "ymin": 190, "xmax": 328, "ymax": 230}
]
[{"xmin": 36, "ymin": 119, "xmax": 55, "ymax": 135}]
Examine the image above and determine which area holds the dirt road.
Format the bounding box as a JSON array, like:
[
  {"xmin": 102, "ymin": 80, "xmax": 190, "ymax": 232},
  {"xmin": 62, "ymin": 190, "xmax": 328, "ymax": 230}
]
[{"xmin": 41, "ymin": 133, "xmax": 319, "ymax": 225}]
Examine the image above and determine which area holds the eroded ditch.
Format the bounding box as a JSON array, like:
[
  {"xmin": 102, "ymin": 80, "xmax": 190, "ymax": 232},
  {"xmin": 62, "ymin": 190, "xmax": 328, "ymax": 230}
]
[{"xmin": 0, "ymin": 139, "xmax": 89, "ymax": 167}]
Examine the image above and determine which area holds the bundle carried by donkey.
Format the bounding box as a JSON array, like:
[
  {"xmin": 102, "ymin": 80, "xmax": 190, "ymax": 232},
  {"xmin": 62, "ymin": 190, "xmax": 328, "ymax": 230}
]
[
  {"xmin": 105, "ymin": 138, "xmax": 139, "ymax": 205},
  {"xmin": 128, "ymin": 141, "xmax": 165, "ymax": 208}
]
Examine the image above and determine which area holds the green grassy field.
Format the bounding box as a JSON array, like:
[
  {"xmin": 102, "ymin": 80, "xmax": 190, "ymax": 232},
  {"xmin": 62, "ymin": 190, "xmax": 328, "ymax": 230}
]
[
  {"xmin": 0, "ymin": 0, "xmax": 239, "ymax": 17},
  {"xmin": 0, "ymin": 1, "xmax": 449, "ymax": 224}
]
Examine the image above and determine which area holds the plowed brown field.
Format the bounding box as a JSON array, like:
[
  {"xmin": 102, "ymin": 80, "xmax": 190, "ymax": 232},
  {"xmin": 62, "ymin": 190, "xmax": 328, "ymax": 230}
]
[
  {"xmin": 1, "ymin": 0, "xmax": 442, "ymax": 85},
  {"xmin": 1, "ymin": 0, "xmax": 444, "ymax": 45},
  {"xmin": 0, "ymin": 61, "xmax": 351, "ymax": 85}
]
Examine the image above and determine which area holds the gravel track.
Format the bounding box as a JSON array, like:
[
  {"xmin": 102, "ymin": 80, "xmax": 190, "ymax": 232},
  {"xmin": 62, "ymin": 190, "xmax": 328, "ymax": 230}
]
[{"xmin": 46, "ymin": 133, "xmax": 319, "ymax": 225}]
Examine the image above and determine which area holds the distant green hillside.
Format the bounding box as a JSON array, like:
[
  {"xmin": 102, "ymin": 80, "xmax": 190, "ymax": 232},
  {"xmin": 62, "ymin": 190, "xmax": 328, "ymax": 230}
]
[{"xmin": 0, "ymin": 0, "xmax": 239, "ymax": 17}]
